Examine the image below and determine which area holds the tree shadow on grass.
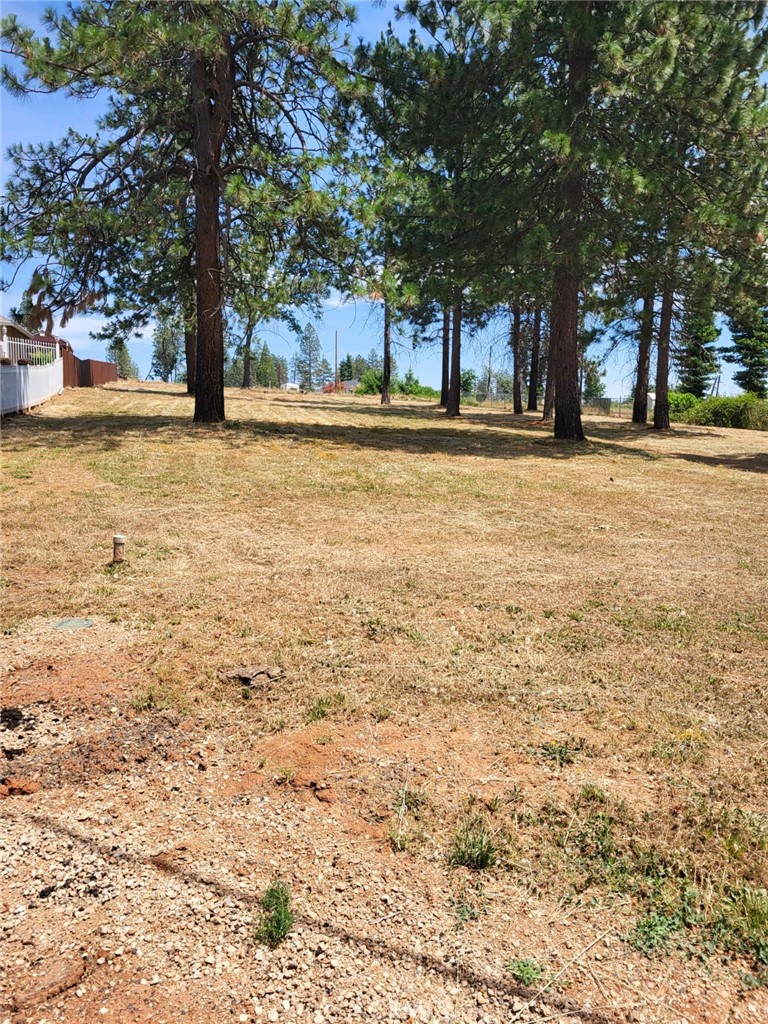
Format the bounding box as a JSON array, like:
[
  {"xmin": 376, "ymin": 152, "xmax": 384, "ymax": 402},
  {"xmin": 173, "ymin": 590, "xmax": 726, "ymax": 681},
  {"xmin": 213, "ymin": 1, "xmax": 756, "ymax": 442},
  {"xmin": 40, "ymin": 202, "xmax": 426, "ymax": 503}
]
[
  {"xmin": 27, "ymin": 812, "xmax": 612, "ymax": 1024},
  {"xmin": 253, "ymin": 397, "xmax": 724, "ymax": 441},
  {"xmin": 5, "ymin": 411, "xmax": 660, "ymax": 463},
  {"xmin": 4, "ymin": 412, "xmax": 185, "ymax": 453},
  {"xmin": 670, "ymin": 451, "xmax": 768, "ymax": 475},
  {"xmin": 106, "ymin": 384, "xmax": 193, "ymax": 399}
]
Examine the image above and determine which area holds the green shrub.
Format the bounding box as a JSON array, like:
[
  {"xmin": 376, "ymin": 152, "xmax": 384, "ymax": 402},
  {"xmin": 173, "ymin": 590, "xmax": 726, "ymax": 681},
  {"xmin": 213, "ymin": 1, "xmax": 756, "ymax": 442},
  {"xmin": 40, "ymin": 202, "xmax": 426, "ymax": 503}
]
[
  {"xmin": 393, "ymin": 369, "xmax": 440, "ymax": 399},
  {"xmin": 667, "ymin": 391, "xmax": 700, "ymax": 415},
  {"xmin": 668, "ymin": 392, "xmax": 768, "ymax": 430},
  {"xmin": 254, "ymin": 880, "xmax": 294, "ymax": 948},
  {"xmin": 354, "ymin": 368, "xmax": 383, "ymax": 394}
]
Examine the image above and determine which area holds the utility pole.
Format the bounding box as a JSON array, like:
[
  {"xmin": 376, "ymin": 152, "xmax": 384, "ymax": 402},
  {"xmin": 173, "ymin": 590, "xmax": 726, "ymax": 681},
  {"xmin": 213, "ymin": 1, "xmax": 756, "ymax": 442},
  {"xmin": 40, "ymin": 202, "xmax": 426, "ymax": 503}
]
[{"xmin": 335, "ymin": 330, "xmax": 338, "ymax": 386}]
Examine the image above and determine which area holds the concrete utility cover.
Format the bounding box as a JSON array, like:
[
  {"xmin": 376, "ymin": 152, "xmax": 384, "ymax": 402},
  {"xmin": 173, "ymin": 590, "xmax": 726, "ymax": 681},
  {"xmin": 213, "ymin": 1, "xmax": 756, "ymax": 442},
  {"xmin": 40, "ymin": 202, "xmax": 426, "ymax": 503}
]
[{"xmin": 54, "ymin": 618, "xmax": 94, "ymax": 632}]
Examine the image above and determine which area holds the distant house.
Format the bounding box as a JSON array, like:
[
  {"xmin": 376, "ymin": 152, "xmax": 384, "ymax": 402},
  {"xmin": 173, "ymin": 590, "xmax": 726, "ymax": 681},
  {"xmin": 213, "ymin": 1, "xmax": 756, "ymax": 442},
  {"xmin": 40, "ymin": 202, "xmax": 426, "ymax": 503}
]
[
  {"xmin": 0, "ymin": 315, "xmax": 34, "ymax": 357},
  {"xmin": 1, "ymin": 316, "xmax": 65, "ymax": 415},
  {"xmin": 0, "ymin": 318, "xmax": 71, "ymax": 363},
  {"xmin": 29, "ymin": 332, "xmax": 73, "ymax": 356},
  {"xmin": 340, "ymin": 378, "xmax": 359, "ymax": 393},
  {"xmin": 1, "ymin": 318, "xmax": 118, "ymax": 414},
  {"xmin": 281, "ymin": 381, "xmax": 301, "ymax": 392}
]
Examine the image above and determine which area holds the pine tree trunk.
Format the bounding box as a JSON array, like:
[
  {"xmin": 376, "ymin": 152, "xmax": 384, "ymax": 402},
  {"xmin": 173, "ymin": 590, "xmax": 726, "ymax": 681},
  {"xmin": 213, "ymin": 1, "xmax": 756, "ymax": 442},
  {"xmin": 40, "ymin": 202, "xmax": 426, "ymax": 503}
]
[
  {"xmin": 551, "ymin": 265, "xmax": 584, "ymax": 439},
  {"xmin": 193, "ymin": 171, "xmax": 225, "ymax": 421},
  {"xmin": 632, "ymin": 288, "xmax": 655, "ymax": 424},
  {"xmin": 445, "ymin": 285, "xmax": 462, "ymax": 418},
  {"xmin": 551, "ymin": 8, "xmax": 590, "ymax": 442},
  {"xmin": 653, "ymin": 284, "xmax": 674, "ymax": 430},
  {"xmin": 440, "ymin": 306, "xmax": 450, "ymax": 407},
  {"xmin": 381, "ymin": 301, "xmax": 392, "ymax": 405},
  {"xmin": 511, "ymin": 304, "xmax": 523, "ymax": 414},
  {"xmin": 242, "ymin": 325, "xmax": 253, "ymax": 389},
  {"xmin": 191, "ymin": 46, "xmax": 232, "ymax": 424},
  {"xmin": 527, "ymin": 307, "xmax": 541, "ymax": 411}
]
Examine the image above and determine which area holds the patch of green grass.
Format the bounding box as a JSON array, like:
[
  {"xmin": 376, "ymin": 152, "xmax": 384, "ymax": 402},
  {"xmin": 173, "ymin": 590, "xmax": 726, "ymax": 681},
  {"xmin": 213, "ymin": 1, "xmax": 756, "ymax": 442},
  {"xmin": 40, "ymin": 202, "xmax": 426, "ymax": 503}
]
[
  {"xmin": 720, "ymin": 886, "xmax": 768, "ymax": 968},
  {"xmin": 104, "ymin": 560, "xmax": 128, "ymax": 576},
  {"xmin": 129, "ymin": 683, "xmax": 176, "ymax": 712},
  {"xmin": 506, "ymin": 958, "xmax": 546, "ymax": 987},
  {"xmin": 450, "ymin": 814, "xmax": 498, "ymax": 870},
  {"xmin": 652, "ymin": 730, "xmax": 707, "ymax": 766},
  {"xmin": 254, "ymin": 880, "xmax": 294, "ymax": 948},
  {"xmin": 650, "ymin": 604, "xmax": 694, "ymax": 635},
  {"xmin": 390, "ymin": 785, "xmax": 430, "ymax": 853},
  {"xmin": 454, "ymin": 899, "xmax": 479, "ymax": 926},
  {"xmin": 389, "ymin": 823, "xmax": 423, "ymax": 852},
  {"xmin": 305, "ymin": 691, "xmax": 345, "ymax": 723},
  {"xmin": 450, "ymin": 878, "xmax": 485, "ymax": 928}
]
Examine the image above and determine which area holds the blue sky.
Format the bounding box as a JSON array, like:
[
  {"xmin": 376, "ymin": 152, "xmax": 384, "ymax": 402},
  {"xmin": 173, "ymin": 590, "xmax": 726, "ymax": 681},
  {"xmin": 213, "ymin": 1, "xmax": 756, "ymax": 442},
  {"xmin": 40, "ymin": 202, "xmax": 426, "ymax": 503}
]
[{"xmin": 0, "ymin": 0, "xmax": 739, "ymax": 397}]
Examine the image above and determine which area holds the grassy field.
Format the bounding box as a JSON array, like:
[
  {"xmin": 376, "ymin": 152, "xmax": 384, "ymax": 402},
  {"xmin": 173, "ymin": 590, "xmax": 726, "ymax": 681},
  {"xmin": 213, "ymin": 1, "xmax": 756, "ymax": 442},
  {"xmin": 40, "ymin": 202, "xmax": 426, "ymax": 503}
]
[{"xmin": 3, "ymin": 380, "xmax": 768, "ymax": 996}]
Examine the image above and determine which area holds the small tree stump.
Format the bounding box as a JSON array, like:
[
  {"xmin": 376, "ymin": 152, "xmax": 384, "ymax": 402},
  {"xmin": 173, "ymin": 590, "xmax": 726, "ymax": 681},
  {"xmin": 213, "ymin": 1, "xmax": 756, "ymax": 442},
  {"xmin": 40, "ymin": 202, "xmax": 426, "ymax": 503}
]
[{"xmin": 112, "ymin": 534, "xmax": 126, "ymax": 563}]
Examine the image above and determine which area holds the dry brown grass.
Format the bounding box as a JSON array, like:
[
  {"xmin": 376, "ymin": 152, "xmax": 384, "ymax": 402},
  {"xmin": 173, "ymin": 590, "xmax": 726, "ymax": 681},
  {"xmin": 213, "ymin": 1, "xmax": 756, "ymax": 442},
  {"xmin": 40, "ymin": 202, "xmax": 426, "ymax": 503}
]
[{"xmin": 3, "ymin": 380, "xmax": 767, "ymax": 974}]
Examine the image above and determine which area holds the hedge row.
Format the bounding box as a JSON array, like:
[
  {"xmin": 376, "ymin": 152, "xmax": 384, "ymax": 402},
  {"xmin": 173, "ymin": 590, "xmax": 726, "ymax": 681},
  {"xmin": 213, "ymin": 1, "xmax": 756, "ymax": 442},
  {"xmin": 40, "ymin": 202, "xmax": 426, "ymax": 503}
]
[{"xmin": 668, "ymin": 391, "xmax": 768, "ymax": 430}]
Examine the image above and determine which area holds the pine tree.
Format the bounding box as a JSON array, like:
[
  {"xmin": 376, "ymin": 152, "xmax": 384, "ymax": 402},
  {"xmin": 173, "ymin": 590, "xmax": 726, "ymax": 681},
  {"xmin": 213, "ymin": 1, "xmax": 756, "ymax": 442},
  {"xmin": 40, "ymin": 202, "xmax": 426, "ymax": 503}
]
[
  {"xmin": 582, "ymin": 360, "xmax": 607, "ymax": 404},
  {"xmin": 295, "ymin": 324, "xmax": 324, "ymax": 391},
  {"xmin": 105, "ymin": 337, "xmax": 139, "ymax": 379},
  {"xmin": 351, "ymin": 355, "xmax": 369, "ymax": 379},
  {"xmin": 676, "ymin": 309, "xmax": 720, "ymax": 398},
  {"xmin": 150, "ymin": 314, "xmax": 184, "ymax": 383},
  {"xmin": 724, "ymin": 305, "xmax": 768, "ymax": 398},
  {"xmin": 1, "ymin": 1, "xmax": 355, "ymax": 422}
]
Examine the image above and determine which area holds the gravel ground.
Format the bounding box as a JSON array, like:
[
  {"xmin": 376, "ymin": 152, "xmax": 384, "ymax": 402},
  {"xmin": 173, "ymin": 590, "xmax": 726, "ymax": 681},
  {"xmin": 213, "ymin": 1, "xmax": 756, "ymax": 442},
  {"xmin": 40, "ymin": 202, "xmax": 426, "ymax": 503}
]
[{"xmin": 2, "ymin": 620, "xmax": 765, "ymax": 1024}]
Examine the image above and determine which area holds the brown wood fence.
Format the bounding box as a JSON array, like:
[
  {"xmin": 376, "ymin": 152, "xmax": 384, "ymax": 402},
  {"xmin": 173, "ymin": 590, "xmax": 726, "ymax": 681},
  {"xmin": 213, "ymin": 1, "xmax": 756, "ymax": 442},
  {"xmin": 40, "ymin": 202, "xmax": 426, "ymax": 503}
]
[{"xmin": 62, "ymin": 350, "xmax": 118, "ymax": 388}]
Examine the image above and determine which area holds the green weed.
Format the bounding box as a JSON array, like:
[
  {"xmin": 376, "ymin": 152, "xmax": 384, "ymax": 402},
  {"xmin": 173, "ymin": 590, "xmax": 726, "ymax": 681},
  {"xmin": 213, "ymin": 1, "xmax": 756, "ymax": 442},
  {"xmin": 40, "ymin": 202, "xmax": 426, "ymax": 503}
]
[
  {"xmin": 306, "ymin": 691, "xmax": 345, "ymax": 723},
  {"xmin": 538, "ymin": 735, "xmax": 585, "ymax": 767},
  {"xmin": 254, "ymin": 880, "xmax": 294, "ymax": 948},
  {"xmin": 506, "ymin": 958, "xmax": 546, "ymax": 986},
  {"xmin": 451, "ymin": 814, "xmax": 498, "ymax": 870}
]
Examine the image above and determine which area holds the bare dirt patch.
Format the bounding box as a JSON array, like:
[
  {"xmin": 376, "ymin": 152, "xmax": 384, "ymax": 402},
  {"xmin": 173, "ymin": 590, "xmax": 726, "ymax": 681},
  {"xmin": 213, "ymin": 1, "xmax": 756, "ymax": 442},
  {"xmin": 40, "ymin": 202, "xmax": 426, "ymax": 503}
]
[{"xmin": 1, "ymin": 383, "xmax": 766, "ymax": 1023}]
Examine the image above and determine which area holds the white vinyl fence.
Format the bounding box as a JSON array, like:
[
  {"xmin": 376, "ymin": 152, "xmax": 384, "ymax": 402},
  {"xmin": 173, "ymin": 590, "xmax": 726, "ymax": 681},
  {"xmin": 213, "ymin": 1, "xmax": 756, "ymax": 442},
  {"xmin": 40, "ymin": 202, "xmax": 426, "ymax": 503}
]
[
  {"xmin": 1, "ymin": 355, "xmax": 64, "ymax": 415},
  {"xmin": 2, "ymin": 336, "xmax": 58, "ymax": 366}
]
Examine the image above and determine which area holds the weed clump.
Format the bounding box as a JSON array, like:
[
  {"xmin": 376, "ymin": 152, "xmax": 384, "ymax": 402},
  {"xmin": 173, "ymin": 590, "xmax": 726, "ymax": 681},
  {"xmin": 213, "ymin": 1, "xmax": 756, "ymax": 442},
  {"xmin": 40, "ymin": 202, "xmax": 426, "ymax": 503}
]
[
  {"xmin": 254, "ymin": 880, "xmax": 294, "ymax": 948},
  {"xmin": 129, "ymin": 683, "xmax": 177, "ymax": 712},
  {"xmin": 451, "ymin": 814, "xmax": 498, "ymax": 870},
  {"xmin": 506, "ymin": 958, "xmax": 546, "ymax": 987},
  {"xmin": 538, "ymin": 735, "xmax": 585, "ymax": 767},
  {"xmin": 305, "ymin": 691, "xmax": 345, "ymax": 723}
]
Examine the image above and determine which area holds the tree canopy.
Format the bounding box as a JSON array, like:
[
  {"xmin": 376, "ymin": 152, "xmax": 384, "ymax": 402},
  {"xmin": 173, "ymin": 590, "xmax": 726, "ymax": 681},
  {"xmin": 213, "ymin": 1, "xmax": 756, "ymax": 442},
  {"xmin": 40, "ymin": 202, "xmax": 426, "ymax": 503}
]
[{"xmin": 2, "ymin": 1, "xmax": 767, "ymax": 434}]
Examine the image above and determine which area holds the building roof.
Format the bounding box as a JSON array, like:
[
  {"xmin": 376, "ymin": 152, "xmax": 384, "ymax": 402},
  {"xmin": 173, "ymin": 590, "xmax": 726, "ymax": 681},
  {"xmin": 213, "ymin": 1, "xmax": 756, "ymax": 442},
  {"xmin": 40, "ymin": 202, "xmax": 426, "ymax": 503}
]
[{"xmin": 0, "ymin": 315, "xmax": 34, "ymax": 340}]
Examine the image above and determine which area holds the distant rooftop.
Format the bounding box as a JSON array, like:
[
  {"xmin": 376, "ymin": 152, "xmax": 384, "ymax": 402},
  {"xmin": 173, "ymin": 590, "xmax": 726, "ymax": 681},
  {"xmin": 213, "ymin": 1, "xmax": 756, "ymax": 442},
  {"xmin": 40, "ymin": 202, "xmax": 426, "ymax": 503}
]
[{"xmin": 0, "ymin": 315, "xmax": 34, "ymax": 340}]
